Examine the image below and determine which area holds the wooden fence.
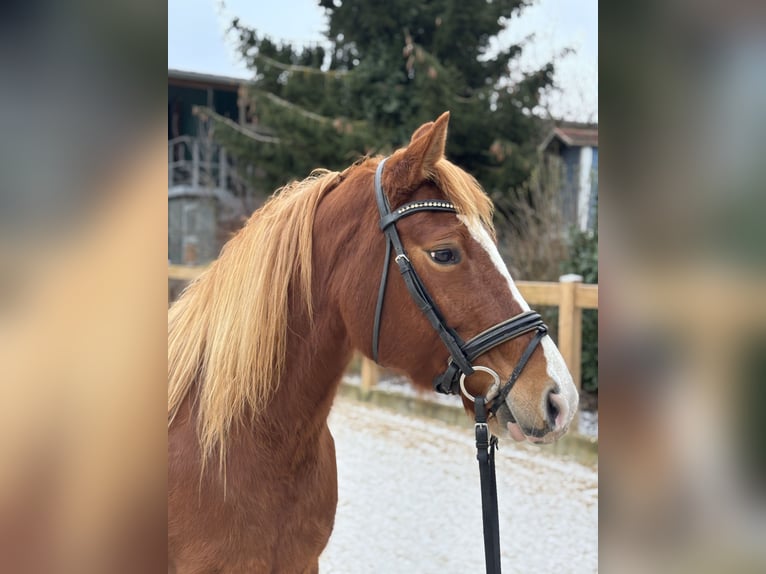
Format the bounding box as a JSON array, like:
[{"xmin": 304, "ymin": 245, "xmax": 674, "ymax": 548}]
[
  {"xmin": 515, "ymin": 274, "xmax": 598, "ymax": 391},
  {"xmin": 168, "ymin": 266, "xmax": 598, "ymax": 391}
]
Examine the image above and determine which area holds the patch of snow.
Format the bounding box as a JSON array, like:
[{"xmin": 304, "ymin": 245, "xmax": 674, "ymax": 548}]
[
  {"xmin": 578, "ymin": 410, "xmax": 599, "ymax": 438},
  {"xmin": 320, "ymin": 397, "xmax": 598, "ymax": 573}
]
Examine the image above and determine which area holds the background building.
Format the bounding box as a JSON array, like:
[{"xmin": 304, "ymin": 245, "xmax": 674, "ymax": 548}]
[
  {"xmin": 540, "ymin": 122, "xmax": 598, "ymax": 231},
  {"xmin": 168, "ymin": 69, "xmax": 250, "ymax": 264}
]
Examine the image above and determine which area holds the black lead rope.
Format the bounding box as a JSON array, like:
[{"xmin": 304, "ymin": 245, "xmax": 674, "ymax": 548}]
[
  {"xmin": 475, "ymin": 397, "xmax": 502, "ymax": 574},
  {"xmin": 473, "ymin": 328, "xmax": 544, "ymax": 574}
]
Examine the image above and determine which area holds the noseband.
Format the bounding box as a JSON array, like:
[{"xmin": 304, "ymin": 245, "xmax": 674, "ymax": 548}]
[{"xmin": 371, "ymin": 157, "xmax": 548, "ymax": 412}]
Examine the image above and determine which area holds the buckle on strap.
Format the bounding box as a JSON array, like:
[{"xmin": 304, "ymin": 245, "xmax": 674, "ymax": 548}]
[
  {"xmin": 475, "ymin": 398, "xmax": 489, "ymax": 447},
  {"xmin": 475, "ymin": 422, "xmax": 490, "ymax": 448}
]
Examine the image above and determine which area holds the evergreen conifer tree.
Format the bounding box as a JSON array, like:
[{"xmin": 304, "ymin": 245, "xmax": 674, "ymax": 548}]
[{"xmin": 211, "ymin": 0, "xmax": 555, "ymax": 208}]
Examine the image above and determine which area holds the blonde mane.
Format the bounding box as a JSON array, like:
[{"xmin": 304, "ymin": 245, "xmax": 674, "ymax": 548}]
[
  {"xmin": 168, "ymin": 155, "xmax": 494, "ymax": 467},
  {"xmin": 168, "ymin": 169, "xmax": 341, "ymax": 465}
]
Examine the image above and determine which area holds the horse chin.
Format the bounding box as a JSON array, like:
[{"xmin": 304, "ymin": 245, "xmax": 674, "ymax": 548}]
[
  {"xmin": 490, "ymin": 402, "xmax": 525, "ymax": 443},
  {"xmin": 491, "ymin": 401, "xmax": 558, "ymax": 444}
]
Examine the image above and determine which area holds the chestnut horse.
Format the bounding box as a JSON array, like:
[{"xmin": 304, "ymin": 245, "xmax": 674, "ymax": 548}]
[{"xmin": 168, "ymin": 112, "xmax": 578, "ymax": 573}]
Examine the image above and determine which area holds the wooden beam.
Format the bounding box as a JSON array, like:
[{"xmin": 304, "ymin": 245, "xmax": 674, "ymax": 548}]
[
  {"xmin": 516, "ymin": 281, "xmax": 561, "ymax": 306},
  {"xmin": 360, "ymin": 357, "xmax": 378, "ymax": 395},
  {"xmin": 575, "ymin": 284, "xmax": 599, "ymax": 309},
  {"xmin": 166, "ymin": 268, "xmax": 600, "ymax": 313},
  {"xmin": 168, "ymin": 265, "xmax": 205, "ymax": 281},
  {"xmin": 571, "ymin": 304, "xmax": 583, "ymax": 392},
  {"xmin": 557, "ymin": 275, "xmax": 582, "ymax": 390}
]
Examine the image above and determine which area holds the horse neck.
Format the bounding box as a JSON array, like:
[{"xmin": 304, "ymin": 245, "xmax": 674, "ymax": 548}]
[
  {"xmin": 255, "ymin": 285, "xmax": 352, "ymax": 440},
  {"xmin": 257, "ymin": 174, "xmax": 373, "ymax": 438},
  {"xmin": 225, "ymin": 172, "xmax": 377, "ymax": 451}
]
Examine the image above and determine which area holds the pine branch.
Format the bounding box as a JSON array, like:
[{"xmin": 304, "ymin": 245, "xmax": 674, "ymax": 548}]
[
  {"xmin": 254, "ymin": 53, "xmax": 348, "ymax": 76},
  {"xmin": 193, "ymin": 106, "xmax": 280, "ymax": 144},
  {"xmin": 257, "ymin": 92, "xmax": 370, "ymax": 135},
  {"xmin": 260, "ymin": 92, "xmax": 333, "ymax": 124}
]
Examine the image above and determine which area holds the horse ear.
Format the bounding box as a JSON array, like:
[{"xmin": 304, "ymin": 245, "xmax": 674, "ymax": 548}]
[
  {"xmin": 386, "ymin": 112, "xmax": 450, "ymax": 199},
  {"xmin": 409, "ymin": 121, "xmax": 434, "ymax": 143},
  {"xmin": 407, "ymin": 111, "xmax": 449, "ymax": 174}
]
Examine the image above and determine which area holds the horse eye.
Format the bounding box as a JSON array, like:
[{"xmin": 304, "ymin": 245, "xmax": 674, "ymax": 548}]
[{"xmin": 429, "ymin": 249, "xmax": 460, "ymax": 265}]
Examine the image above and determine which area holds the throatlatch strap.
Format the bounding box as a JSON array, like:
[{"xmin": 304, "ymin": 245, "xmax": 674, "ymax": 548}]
[
  {"xmin": 475, "ymin": 397, "xmax": 502, "ymax": 574},
  {"xmin": 371, "ymin": 239, "xmax": 391, "ymax": 363},
  {"xmin": 371, "ymin": 158, "xmax": 392, "ymax": 362}
]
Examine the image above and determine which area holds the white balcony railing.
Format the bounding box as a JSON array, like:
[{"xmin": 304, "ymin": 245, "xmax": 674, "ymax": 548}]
[{"xmin": 168, "ymin": 136, "xmax": 228, "ymax": 191}]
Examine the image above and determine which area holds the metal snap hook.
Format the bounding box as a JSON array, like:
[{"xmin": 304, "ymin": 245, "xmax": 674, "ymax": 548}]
[{"xmin": 459, "ymin": 366, "xmax": 500, "ymax": 402}]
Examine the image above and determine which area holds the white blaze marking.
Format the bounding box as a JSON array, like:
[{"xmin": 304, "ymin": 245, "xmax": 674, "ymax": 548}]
[
  {"xmin": 457, "ymin": 215, "xmax": 530, "ymax": 312},
  {"xmin": 457, "ymin": 215, "xmax": 577, "ymax": 412}
]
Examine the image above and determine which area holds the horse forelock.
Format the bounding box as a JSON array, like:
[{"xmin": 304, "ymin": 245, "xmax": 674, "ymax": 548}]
[
  {"xmin": 341, "ymin": 153, "xmax": 494, "ymax": 234},
  {"xmin": 167, "ymin": 169, "xmax": 342, "ymax": 469},
  {"xmin": 429, "ymin": 159, "xmax": 495, "ymax": 237},
  {"xmin": 377, "ymin": 150, "xmax": 495, "ymax": 235}
]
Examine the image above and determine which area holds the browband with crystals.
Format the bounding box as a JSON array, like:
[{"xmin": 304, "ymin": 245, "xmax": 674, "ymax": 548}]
[{"xmin": 379, "ymin": 200, "xmax": 457, "ymax": 230}]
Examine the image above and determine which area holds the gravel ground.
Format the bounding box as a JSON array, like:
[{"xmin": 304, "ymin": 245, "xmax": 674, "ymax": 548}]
[{"xmin": 320, "ymin": 396, "xmax": 598, "ymax": 573}]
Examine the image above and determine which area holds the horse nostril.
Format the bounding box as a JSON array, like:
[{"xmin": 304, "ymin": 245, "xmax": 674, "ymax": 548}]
[
  {"xmin": 545, "ymin": 387, "xmax": 569, "ymax": 431},
  {"xmin": 546, "ymin": 392, "xmax": 559, "ymax": 428}
]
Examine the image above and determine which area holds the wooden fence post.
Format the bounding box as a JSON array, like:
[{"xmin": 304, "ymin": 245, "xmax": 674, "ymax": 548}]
[
  {"xmin": 360, "ymin": 357, "xmax": 378, "ymax": 397},
  {"xmin": 558, "ymin": 274, "xmax": 583, "ymax": 391}
]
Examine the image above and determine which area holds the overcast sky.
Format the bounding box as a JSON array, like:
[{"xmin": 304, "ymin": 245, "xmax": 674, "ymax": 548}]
[{"xmin": 168, "ymin": 0, "xmax": 597, "ymax": 122}]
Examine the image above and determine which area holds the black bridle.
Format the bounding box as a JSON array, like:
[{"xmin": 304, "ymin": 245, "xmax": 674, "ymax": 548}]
[{"xmin": 371, "ymin": 157, "xmax": 548, "ymax": 574}]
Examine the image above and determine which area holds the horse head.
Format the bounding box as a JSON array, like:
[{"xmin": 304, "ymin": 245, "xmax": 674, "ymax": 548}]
[{"xmin": 329, "ymin": 112, "xmax": 578, "ymax": 443}]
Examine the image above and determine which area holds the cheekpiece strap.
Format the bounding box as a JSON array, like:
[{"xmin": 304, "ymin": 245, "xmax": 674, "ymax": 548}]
[{"xmin": 372, "ymin": 157, "xmax": 473, "ymax": 376}]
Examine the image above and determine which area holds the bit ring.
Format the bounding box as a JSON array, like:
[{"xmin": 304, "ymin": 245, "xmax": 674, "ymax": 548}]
[{"xmin": 459, "ymin": 366, "xmax": 500, "ymax": 402}]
